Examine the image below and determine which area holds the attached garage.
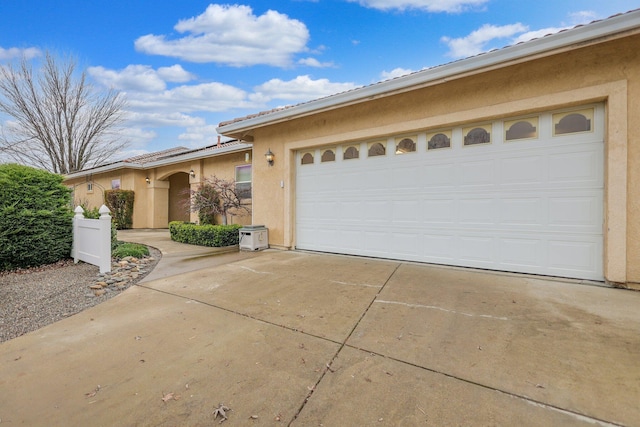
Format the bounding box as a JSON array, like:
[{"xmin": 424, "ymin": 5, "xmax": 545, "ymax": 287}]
[
  {"xmin": 296, "ymin": 105, "xmax": 604, "ymax": 280},
  {"xmin": 218, "ymin": 10, "xmax": 640, "ymax": 288}
]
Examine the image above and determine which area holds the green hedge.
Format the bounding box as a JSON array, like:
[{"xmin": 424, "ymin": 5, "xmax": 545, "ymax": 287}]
[
  {"xmin": 0, "ymin": 164, "xmax": 73, "ymax": 270},
  {"xmin": 104, "ymin": 189, "xmax": 134, "ymax": 229},
  {"xmin": 169, "ymin": 221, "xmax": 241, "ymax": 247}
]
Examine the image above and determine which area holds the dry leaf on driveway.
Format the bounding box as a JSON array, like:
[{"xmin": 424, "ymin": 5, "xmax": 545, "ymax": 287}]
[{"xmin": 161, "ymin": 392, "xmax": 180, "ymax": 403}]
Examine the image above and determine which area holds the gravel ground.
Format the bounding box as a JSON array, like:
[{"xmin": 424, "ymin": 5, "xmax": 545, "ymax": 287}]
[{"xmin": 0, "ymin": 247, "xmax": 161, "ymax": 343}]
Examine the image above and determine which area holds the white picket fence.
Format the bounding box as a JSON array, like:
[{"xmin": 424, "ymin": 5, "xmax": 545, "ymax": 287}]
[{"xmin": 72, "ymin": 205, "xmax": 112, "ymax": 274}]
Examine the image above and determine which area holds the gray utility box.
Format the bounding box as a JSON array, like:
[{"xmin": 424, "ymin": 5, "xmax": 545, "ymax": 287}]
[{"xmin": 239, "ymin": 225, "xmax": 269, "ymax": 251}]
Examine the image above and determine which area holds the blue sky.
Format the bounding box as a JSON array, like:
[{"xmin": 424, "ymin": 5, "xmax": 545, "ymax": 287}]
[{"xmin": 0, "ymin": 0, "xmax": 637, "ymax": 158}]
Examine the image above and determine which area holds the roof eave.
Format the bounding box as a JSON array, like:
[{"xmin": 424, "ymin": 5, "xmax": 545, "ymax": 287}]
[
  {"xmin": 64, "ymin": 142, "xmax": 253, "ymax": 180},
  {"xmin": 216, "ymin": 9, "xmax": 640, "ymax": 137}
]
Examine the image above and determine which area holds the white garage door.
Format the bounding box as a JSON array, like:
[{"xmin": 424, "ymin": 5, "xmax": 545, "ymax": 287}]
[{"xmin": 296, "ymin": 105, "xmax": 604, "ymax": 280}]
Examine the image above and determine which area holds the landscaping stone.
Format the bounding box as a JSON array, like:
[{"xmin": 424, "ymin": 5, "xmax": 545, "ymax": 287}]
[{"xmin": 86, "ymin": 256, "xmax": 156, "ymax": 297}]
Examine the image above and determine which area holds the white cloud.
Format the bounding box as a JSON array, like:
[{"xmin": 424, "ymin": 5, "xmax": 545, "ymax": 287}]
[
  {"xmin": 298, "ymin": 57, "xmax": 335, "ymax": 68},
  {"xmin": 347, "ymin": 0, "xmax": 488, "ymax": 12},
  {"xmin": 441, "ymin": 11, "xmax": 601, "ymax": 59},
  {"xmin": 0, "ymin": 46, "xmax": 41, "ymax": 61},
  {"xmin": 157, "ymin": 65, "xmax": 196, "ymax": 83},
  {"xmin": 125, "ymin": 111, "xmax": 206, "ymax": 128},
  {"xmin": 178, "ymin": 125, "xmax": 220, "ymax": 145},
  {"xmin": 134, "ymin": 4, "xmax": 309, "ymax": 67},
  {"xmin": 511, "ymin": 26, "xmax": 567, "ymax": 44},
  {"xmin": 88, "ymin": 64, "xmax": 195, "ymax": 92},
  {"xmin": 381, "ymin": 67, "xmax": 414, "ymax": 80},
  {"xmin": 441, "ymin": 22, "xmax": 528, "ymax": 58},
  {"xmin": 251, "ymin": 75, "xmax": 359, "ymax": 103},
  {"xmin": 89, "ymin": 65, "xmax": 167, "ymax": 91},
  {"xmin": 569, "ymin": 10, "xmax": 598, "ymax": 24}
]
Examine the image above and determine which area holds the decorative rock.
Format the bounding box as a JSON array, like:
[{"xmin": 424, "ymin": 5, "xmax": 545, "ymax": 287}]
[{"xmin": 88, "ymin": 253, "xmax": 156, "ymax": 297}]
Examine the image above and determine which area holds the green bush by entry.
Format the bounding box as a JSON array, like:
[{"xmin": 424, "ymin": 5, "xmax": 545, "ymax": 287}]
[
  {"xmin": 169, "ymin": 221, "xmax": 241, "ymax": 247},
  {"xmin": 0, "ymin": 164, "xmax": 73, "ymax": 271},
  {"xmin": 104, "ymin": 189, "xmax": 134, "ymax": 230},
  {"xmin": 112, "ymin": 242, "xmax": 149, "ymax": 259}
]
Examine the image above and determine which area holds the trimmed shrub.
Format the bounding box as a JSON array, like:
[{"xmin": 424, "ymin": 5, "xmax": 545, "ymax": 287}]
[
  {"xmin": 0, "ymin": 164, "xmax": 73, "ymax": 270},
  {"xmin": 169, "ymin": 221, "xmax": 241, "ymax": 247},
  {"xmin": 104, "ymin": 189, "xmax": 134, "ymax": 229},
  {"xmin": 112, "ymin": 242, "xmax": 149, "ymax": 259}
]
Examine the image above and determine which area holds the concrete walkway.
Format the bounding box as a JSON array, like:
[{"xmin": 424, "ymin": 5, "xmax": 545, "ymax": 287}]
[{"xmin": 1, "ymin": 230, "xmax": 639, "ymax": 426}]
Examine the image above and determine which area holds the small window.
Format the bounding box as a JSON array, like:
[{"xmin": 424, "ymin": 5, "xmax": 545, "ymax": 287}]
[
  {"xmin": 427, "ymin": 132, "xmax": 451, "ymax": 150},
  {"xmin": 463, "ymin": 126, "xmax": 491, "ymax": 146},
  {"xmin": 343, "ymin": 146, "xmax": 359, "ymax": 160},
  {"xmin": 368, "ymin": 141, "xmax": 386, "ymax": 157},
  {"xmin": 553, "ymin": 109, "xmax": 593, "ymax": 135},
  {"xmin": 301, "ymin": 152, "xmax": 314, "ymax": 165},
  {"xmin": 395, "ymin": 137, "xmax": 416, "ymax": 154},
  {"xmin": 235, "ymin": 164, "xmax": 252, "ymax": 199},
  {"xmin": 87, "ymin": 182, "xmax": 93, "ymax": 192},
  {"xmin": 505, "ymin": 118, "xmax": 538, "ymax": 141},
  {"xmin": 321, "ymin": 149, "xmax": 335, "ymax": 162},
  {"xmin": 111, "ymin": 179, "xmax": 121, "ymax": 190}
]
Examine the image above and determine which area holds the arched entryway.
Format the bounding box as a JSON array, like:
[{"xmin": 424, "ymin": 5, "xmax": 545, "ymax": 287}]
[{"xmin": 168, "ymin": 172, "xmax": 190, "ymax": 223}]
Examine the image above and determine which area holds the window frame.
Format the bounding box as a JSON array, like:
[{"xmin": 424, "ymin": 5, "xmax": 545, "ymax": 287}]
[{"xmin": 235, "ymin": 164, "xmax": 252, "ymax": 199}]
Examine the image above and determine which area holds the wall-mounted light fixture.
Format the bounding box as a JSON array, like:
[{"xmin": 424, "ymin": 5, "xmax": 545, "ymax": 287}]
[
  {"xmin": 265, "ymin": 148, "xmax": 274, "ymax": 166},
  {"xmin": 189, "ymin": 169, "xmax": 196, "ymax": 178},
  {"xmin": 145, "ymin": 177, "xmax": 151, "ymax": 184}
]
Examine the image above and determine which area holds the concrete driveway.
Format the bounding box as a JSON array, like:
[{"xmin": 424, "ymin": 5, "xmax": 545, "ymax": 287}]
[{"xmin": 0, "ymin": 230, "xmax": 639, "ymax": 426}]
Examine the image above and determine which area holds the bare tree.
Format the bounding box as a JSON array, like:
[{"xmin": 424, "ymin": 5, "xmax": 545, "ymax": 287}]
[
  {"xmin": 186, "ymin": 175, "xmax": 251, "ymax": 225},
  {"xmin": 0, "ymin": 52, "xmax": 127, "ymax": 174}
]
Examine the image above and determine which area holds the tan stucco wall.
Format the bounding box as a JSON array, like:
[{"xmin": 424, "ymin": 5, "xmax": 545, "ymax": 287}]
[
  {"xmin": 65, "ymin": 149, "xmax": 252, "ymax": 229},
  {"xmin": 246, "ymin": 34, "xmax": 640, "ymax": 284}
]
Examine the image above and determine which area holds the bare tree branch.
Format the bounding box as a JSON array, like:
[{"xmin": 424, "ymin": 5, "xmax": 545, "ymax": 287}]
[
  {"xmin": 0, "ymin": 52, "xmax": 128, "ymax": 174},
  {"xmin": 186, "ymin": 175, "xmax": 251, "ymax": 225}
]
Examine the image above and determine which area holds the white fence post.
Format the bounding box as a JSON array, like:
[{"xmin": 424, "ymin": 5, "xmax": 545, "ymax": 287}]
[
  {"xmin": 72, "ymin": 205, "xmax": 112, "ymax": 274},
  {"xmin": 98, "ymin": 205, "xmax": 112, "ymax": 274}
]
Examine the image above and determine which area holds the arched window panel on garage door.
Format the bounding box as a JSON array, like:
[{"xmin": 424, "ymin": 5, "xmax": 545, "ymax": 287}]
[
  {"xmin": 427, "ymin": 131, "xmax": 452, "ymax": 150},
  {"xmin": 368, "ymin": 141, "xmax": 386, "ymax": 157},
  {"xmin": 300, "ymin": 151, "xmax": 314, "ymax": 165},
  {"xmin": 505, "ymin": 117, "xmax": 539, "ymax": 141},
  {"xmin": 463, "ymin": 124, "xmax": 491, "ymax": 146},
  {"xmin": 553, "ymin": 108, "xmax": 594, "ymax": 135},
  {"xmin": 343, "ymin": 145, "xmax": 359, "ymax": 160},
  {"xmin": 395, "ymin": 136, "xmax": 417, "ymax": 154},
  {"xmin": 321, "ymin": 148, "xmax": 336, "ymax": 162}
]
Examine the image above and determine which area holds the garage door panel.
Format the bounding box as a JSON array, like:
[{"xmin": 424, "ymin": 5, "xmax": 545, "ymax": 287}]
[
  {"xmin": 459, "ymin": 198, "xmax": 496, "ymax": 224},
  {"xmin": 500, "ymin": 155, "xmax": 545, "ymax": 184},
  {"xmin": 391, "ymin": 232, "xmax": 421, "ymax": 257},
  {"xmin": 392, "ymin": 200, "xmax": 420, "ymax": 223},
  {"xmin": 340, "ymin": 201, "xmax": 363, "ymax": 222},
  {"xmin": 548, "ymin": 196, "xmax": 601, "ymax": 227},
  {"xmin": 499, "ymin": 237, "xmax": 542, "ymax": 267},
  {"xmin": 364, "ymin": 231, "xmax": 392, "ymax": 255},
  {"xmin": 296, "ymin": 105, "xmax": 604, "ymax": 281},
  {"xmin": 548, "ymin": 239, "xmax": 600, "ymax": 273},
  {"xmin": 549, "ymin": 150, "xmax": 602, "ymax": 183},
  {"xmin": 459, "ymin": 159, "xmax": 496, "ymax": 186},
  {"xmin": 423, "ymin": 234, "xmax": 457, "ymax": 260},
  {"xmin": 423, "ymin": 199, "xmax": 456, "ymax": 223},
  {"xmin": 423, "ymin": 163, "xmax": 456, "ymax": 187},
  {"xmin": 459, "ymin": 236, "xmax": 496, "ymax": 263},
  {"xmin": 499, "ymin": 198, "xmax": 542, "ymax": 225},
  {"xmin": 364, "ymin": 200, "xmax": 392, "ymax": 222}
]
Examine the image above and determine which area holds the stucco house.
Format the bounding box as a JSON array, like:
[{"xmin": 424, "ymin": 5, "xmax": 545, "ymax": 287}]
[
  {"xmin": 64, "ymin": 139, "xmax": 253, "ymax": 228},
  {"xmin": 215, "ymin": 9, "xmax": 640, "ymax": 288}
]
